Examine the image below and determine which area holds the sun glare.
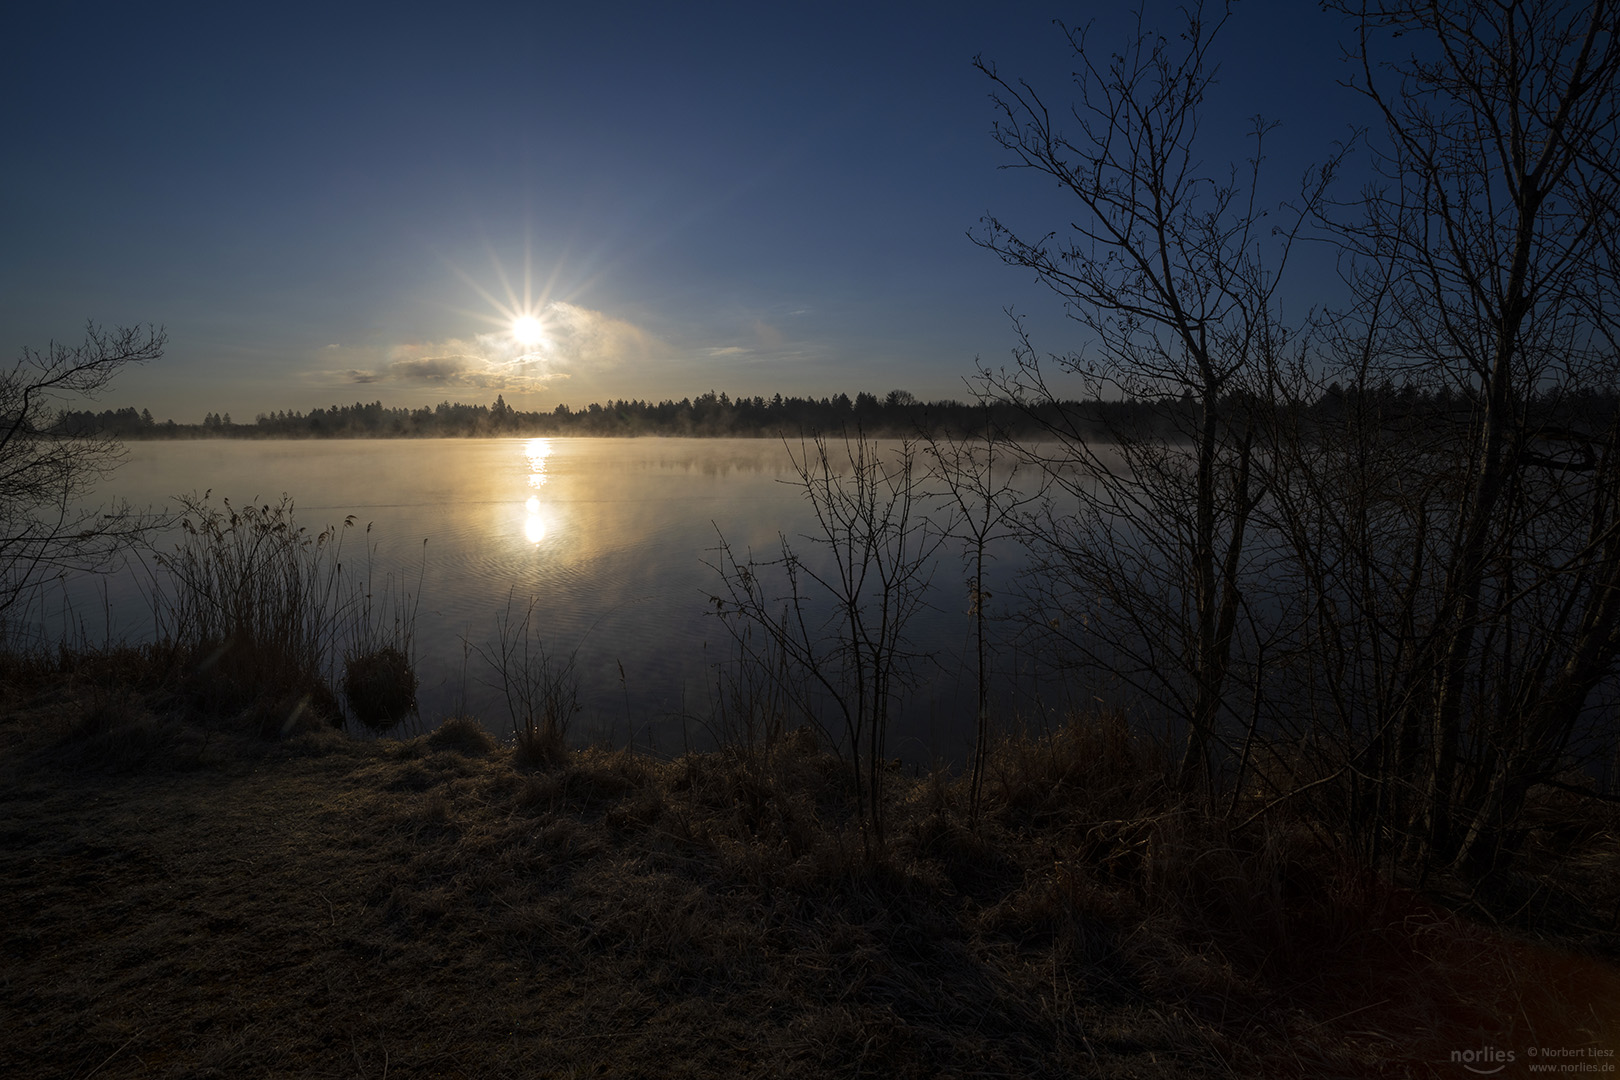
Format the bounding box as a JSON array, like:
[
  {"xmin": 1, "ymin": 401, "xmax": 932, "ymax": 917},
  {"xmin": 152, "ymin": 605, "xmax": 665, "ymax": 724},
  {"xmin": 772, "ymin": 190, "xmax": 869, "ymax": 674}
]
[{"xmin": 513, "ymin": 315, "xmax": 545, "ymax": 346}]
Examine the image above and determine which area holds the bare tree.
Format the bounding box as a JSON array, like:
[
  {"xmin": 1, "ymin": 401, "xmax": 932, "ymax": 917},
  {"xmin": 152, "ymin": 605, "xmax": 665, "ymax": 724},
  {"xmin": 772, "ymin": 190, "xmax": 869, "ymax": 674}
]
[
  {"xmin": 1310, "ymin": 0, "xmax": 1620, "ymax": 875},
  {"xmin": 923, "ymin": 408, "xmax": 1043, "ymax": 820},
  {"xmin": 709, "ymin": 432, "xmax": 942, "ymax": 849},
  {"xmin": 0, "ymin": 323, "xmax": 166, "ymax": 619},
  {"xmin": 974, "ymin": 0, "xmax": 1620, "ymax": 885},
  {"xmin": 973, "ymin": 1, "xmax": 1335, "ymax": 792}
]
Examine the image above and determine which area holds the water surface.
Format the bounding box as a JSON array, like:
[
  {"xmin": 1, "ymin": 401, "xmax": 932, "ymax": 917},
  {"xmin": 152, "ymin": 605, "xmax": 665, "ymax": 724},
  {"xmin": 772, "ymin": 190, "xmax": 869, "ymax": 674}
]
[{"xmin": 39, "ymin": 438, "xmax": 1039, "ymax": 760}]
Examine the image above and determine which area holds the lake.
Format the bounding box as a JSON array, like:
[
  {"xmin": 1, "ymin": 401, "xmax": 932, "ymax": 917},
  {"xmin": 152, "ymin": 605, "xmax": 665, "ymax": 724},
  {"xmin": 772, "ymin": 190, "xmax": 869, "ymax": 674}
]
[{"xmin": 26, "ymin": 437, "xmax": 1055, "ymax": 761}]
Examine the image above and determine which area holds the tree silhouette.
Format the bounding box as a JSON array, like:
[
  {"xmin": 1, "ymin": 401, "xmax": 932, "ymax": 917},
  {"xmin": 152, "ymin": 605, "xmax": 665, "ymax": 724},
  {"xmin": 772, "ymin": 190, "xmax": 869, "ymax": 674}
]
[{"xmin": 0, "ymin": 323, "xmax": 166, "ymax": 616}]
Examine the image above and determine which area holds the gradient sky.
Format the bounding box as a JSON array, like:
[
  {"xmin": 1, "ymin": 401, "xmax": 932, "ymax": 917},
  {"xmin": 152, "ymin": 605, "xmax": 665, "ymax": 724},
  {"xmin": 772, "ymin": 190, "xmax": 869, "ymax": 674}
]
[{"xmin": 2, "ymin": 1, "xmax": 1365, "ymax": 423}]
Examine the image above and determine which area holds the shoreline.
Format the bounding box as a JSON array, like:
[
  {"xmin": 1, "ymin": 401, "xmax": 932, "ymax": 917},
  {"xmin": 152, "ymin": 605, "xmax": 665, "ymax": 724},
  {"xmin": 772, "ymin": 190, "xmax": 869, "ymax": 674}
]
[{"xmin": 3, "ymin": 666, "xmax": 1617, "ymax": 1077}]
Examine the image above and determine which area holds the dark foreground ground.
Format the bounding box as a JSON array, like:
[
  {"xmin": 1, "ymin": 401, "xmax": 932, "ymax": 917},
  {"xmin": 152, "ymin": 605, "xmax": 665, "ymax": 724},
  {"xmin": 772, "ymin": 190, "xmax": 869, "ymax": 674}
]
[{"xmin": 3, "ymin": 675, "xmax": 1618, "ymax": 1078}]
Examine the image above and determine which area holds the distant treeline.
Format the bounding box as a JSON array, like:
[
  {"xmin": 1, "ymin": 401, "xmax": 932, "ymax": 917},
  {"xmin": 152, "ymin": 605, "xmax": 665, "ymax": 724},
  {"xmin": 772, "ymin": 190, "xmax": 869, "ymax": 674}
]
[
  {"xmin": 49, "ymin": 383, "xmax": 1620, "ymax": 440},
  {"xmin": 52, "ymin": 390, "xmax": 1113, "ymax": 439}
]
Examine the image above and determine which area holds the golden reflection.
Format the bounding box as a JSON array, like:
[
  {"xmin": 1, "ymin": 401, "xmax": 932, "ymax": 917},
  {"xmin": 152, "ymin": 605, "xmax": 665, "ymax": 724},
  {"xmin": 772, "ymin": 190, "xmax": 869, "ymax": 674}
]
[
  {"xmin": 522, "ymin": 440, "xmax": 553, "ymax": 544},
  {"xmin": 525, "ymin": 438, "xmax": 551, "ymax": 485}
]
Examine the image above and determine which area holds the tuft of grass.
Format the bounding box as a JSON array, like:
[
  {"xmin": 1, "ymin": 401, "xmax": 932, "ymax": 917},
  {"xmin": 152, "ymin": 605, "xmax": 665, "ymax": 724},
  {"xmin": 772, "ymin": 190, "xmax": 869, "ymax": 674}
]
[
  {"xmin": 474, "ymin": 593, "xmax": 578, "ymax": 767},
  {"xmin": 426, "ymin": 714, "xmax": 497, "ymax": 756},
  {"xmin": 983, "ymin": 707, "xmax": 1167, "ymax": 825},
  {"xmin": 243, "ymin": 688, "xmax": 341, "ymax": 740},
  {"xmin": 513, "ymin": 719, "xmax": 568, "ymax": 770},
  {"xmin": 54, "ymin": 690, "xmax": 172, "ymax": 770}
]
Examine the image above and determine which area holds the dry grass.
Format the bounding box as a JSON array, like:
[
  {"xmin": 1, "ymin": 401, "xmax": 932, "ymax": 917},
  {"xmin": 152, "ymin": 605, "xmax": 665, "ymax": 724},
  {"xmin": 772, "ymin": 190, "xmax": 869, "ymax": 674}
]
[
  {"xmin": 2, "ymin": 680, "xmax": 1616, "ymax": 1078},
  {"xmin": 425, "ymin": 712, "xmax": 498, "ymax": 756}
]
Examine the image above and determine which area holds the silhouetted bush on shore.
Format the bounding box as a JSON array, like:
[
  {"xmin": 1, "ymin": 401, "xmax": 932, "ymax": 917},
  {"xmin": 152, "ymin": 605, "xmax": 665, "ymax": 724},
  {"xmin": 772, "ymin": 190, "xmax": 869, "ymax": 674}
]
[{"xmin": 342, "ymin": 645, "xmax": 417, "ymax": 731}]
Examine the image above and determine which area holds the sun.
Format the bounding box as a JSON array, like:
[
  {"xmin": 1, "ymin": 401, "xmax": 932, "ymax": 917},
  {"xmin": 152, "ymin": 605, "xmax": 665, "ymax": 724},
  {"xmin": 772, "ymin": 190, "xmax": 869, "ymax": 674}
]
[{"xmin": 512, "ymin": 315, "xmax": 545, "ymax": 346}]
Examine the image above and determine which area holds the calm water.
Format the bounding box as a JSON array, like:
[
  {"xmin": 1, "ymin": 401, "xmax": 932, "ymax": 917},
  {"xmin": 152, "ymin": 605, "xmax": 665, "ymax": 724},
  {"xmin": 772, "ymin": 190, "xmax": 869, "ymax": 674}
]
[{"xmin": 32, "ymin": 438, "xmax": 1050, "ymax": 760}]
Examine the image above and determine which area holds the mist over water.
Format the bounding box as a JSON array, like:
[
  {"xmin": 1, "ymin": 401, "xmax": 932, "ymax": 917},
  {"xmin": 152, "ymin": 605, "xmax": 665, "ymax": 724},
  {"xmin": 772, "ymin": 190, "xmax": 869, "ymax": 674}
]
[{"xmin": 32, "ymin": 438, "xmax": 1056, "ymax": 761}]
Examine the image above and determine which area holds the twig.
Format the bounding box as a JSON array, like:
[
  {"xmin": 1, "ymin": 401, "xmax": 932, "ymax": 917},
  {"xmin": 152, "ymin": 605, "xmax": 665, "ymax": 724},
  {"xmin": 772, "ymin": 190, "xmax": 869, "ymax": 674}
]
[
  {"xmin": 1236, "ymin": 768, "xmax": 1348, "ymax": 831},
  {"xmin": 1532, "ymin": 777, "xmax": 1620, "ymax": 804},
  {"xmin": 80, "ymin": 1030, "xmax": 141, "ymax": 1080}
]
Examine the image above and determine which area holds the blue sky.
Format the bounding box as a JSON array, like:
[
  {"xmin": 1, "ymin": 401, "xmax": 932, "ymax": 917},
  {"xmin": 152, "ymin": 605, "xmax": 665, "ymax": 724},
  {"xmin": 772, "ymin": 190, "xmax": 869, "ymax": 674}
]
[{"xmin": 2, "ymin": 1, "xmax": 1364, "ymax": 422}]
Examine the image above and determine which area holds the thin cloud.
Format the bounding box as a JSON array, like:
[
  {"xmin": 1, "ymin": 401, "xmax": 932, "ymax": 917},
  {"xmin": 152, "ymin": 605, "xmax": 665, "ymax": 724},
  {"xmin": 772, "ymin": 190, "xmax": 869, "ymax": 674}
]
[
  {"xmin": 752, "ymin": 320, "xmax": 785, "ymax": 350},
  {"xmin": 320, "ymin": 302, "xmax": 664, "ymax": 394}
]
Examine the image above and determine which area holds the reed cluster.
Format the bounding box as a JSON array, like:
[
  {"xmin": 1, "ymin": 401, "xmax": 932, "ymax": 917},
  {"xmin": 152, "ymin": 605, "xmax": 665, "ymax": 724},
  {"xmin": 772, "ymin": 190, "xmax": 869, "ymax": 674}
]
[{"xmin": 24, "ymin": 493, "xmax": 425, "ymax": 738}]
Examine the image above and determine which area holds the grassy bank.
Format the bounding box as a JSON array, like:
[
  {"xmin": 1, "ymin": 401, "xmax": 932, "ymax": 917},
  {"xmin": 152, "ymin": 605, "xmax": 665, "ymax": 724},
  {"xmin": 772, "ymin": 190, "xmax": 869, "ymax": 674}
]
[{"xmin": 2, "ymin": 650, "xmax": 1617, "ymax": 1078}]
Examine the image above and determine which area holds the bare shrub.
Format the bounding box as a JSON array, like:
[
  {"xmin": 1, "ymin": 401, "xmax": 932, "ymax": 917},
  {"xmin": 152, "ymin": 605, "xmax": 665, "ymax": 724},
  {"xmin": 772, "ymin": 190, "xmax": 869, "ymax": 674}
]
[
  {"xmin": 709, "ymin": 432, "xmax": 941, "ymax": 849},
  {"xmin": 342, "ymin": 644, "xmax": 417, "ymax": 731},
  {"xmin": 923, "ymin": 416, "xmax": 1042, "ymax": 822},
  {"xmin": 473, "ymin": 593, "xmax": 578, "ymax": 768},
  {"xmin": 341, "ymin": 528, "xmax": 424, "ymax": 733},
  {"xmin": 705, "ymin": 620, "xmax": 801, "ymax": 755}
]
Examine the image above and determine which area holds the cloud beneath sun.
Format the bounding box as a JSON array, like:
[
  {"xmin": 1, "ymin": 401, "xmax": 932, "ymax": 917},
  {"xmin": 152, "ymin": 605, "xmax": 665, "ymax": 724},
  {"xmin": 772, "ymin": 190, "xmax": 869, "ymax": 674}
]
[{"xmin": 327, "ymin": 302, "xmax": 661, "ymax": 394}]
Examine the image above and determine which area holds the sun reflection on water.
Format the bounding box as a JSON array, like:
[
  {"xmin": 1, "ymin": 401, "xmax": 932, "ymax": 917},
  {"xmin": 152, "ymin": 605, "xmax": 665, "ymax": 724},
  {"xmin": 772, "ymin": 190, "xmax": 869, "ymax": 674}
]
[
  {"xmin": 525, "ymin": 438, "xmax": 551, "ymax": 488},
  {"xmin": 523, "ymin": 440, "xmax": 552, "ymax": 543}
]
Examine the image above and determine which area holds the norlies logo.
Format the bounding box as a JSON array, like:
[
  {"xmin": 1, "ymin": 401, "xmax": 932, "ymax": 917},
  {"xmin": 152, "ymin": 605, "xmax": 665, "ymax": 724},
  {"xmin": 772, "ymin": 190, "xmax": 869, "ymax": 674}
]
[{"xmin": 1453, "ymin": 1047, "xmax": 1517, "ymax": 1074}]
